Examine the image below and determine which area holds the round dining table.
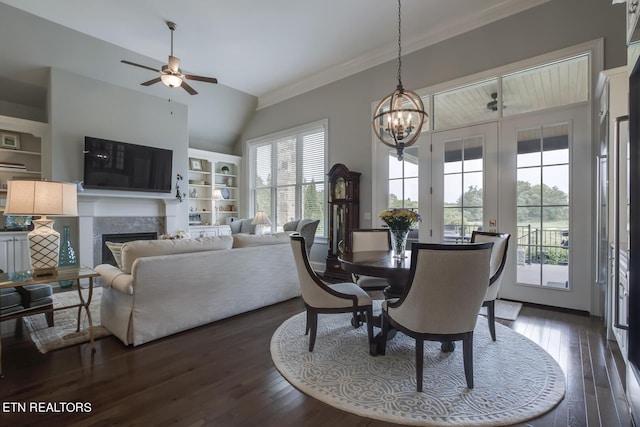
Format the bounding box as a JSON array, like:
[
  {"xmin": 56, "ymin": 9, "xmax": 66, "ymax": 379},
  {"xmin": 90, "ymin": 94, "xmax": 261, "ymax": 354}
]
[{"xmin": 338, "ymin": 249, "xmax": 411, "ymax": 299}]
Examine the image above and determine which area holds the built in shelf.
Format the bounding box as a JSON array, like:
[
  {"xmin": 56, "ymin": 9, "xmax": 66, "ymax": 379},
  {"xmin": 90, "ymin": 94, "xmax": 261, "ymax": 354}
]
[
  {"xmin": 189, "ymin": 170, "xmax": 211, "ymax": 174},
  {"xmin": 0, "ymin": 168, "xmax": 40, "ymax": 174},
  {"xmin": 0, "ymin": 148, "xmax": 41, "ymax": 156}
]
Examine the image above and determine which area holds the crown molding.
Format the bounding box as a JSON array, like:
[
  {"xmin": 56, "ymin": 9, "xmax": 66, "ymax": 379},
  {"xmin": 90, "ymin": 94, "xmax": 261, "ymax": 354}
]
[{"xmin": 257, "ymin": 0, "xmax": 550, "ymax": 109}]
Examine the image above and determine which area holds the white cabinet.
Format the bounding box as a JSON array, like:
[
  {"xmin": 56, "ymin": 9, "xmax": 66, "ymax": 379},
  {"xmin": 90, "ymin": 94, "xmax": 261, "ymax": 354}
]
[
  {"xmin": 188, "ymin": 225, "xmax": 231, "ymax": 238},
  {"xmin": 187, "ymin": 149, "xmax": 241, "ymax": 236},
  {"xmin": 0, "ymin": 232, "xmax": 29, "ymax": 273}
]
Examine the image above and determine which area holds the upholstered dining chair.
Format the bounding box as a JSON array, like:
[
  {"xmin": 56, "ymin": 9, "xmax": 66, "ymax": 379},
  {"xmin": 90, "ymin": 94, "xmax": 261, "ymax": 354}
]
[
  {"xmin": 290, "ymin": 234, "xmax": 375, "ymax": 354},
  {"xmin": 471, "ymin": 231, "xmax": 511, "ymax": 341},
  {"xmin": 378, "ymin": 242, "xmax": 493, "ymax": 391},
  {"xmin": 350, "ymin": 229, "xmax": 391, "ymax": 291}
]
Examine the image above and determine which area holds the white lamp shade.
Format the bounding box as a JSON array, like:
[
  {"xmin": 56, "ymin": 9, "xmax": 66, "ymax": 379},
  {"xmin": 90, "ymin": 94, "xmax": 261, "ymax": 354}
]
[
  {"xmin": 4, "ymin": 180, "xmax": 78, "ymax": 216},
  {"xmin": 212, "ymin": 189, "xmax": 223, "ymax": 201},
  {"xmin": 251, "ymin": 211, "xmax": 271, "ymax": 225}
]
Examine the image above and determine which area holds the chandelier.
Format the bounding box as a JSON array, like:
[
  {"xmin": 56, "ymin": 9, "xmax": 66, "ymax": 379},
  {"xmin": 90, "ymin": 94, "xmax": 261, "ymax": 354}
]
[{"xmin": 372, "ymin": 0, "xmax": 427, "ymax": 161}]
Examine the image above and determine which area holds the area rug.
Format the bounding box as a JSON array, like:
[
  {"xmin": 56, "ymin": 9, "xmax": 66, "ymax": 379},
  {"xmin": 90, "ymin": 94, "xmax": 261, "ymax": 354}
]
[
  {"xmin": 479, "ymin": 299, "xmax": 522, "ymax": 321},
  {"xmin": 23, "ymin": 287, "xmax": 111, "ymax": 353},
  {"xmin": 271, "ymin": 301, "xmax": 565, "ymax": 426}
]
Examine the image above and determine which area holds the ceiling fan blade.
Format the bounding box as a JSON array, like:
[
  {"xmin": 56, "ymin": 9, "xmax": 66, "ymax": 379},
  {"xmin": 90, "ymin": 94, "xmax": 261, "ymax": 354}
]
[
  {"xmin": 184, "ymin": 74, "xmax": 218, "ymax": 84},
  {"xmin": 181, "ymin": 81, "xmax": 198, "ymax": 95},
  {"xmin": 141, "ymin": 77, "xmax": 162, "ymax": 86},
  {"xmin": 121, "ymin": 60, "xmax": 159, "ymax": 73}
]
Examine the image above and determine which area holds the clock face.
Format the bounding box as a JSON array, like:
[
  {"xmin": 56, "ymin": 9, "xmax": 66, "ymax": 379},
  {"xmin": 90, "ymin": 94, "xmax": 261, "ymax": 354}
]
[{"xmin": 334, "ymin": 178, "xmax": 346, "ymax": 199}]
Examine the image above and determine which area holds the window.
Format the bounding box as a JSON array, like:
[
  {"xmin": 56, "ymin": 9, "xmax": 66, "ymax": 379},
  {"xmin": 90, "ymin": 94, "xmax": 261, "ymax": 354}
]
[
  {"xmin": 388, "ymin": 145, "xmax": 419, "ymax": 210},
  {"xmin": 249, "ymin": 120, "xmax": 327, "ymax": 235}
]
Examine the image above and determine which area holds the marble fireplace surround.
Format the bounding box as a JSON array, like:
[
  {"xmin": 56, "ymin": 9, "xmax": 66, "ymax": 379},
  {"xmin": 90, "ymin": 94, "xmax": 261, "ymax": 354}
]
[{"xmin": 78, "ymin": 193, "xmax": 179, "ymax": 268}]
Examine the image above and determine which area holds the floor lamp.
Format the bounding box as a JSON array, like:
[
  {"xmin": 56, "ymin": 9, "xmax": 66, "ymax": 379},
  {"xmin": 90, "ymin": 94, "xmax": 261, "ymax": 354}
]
[{"xmin": 3, "ymin": 180, "xmax": 78, "ymax": 277}]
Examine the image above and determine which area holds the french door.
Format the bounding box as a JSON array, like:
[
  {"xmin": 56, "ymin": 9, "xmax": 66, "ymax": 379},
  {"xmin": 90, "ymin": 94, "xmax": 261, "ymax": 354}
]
[
  {"xmin": 498, "ymin": 106, "xmax": 591, "ymax": 312},
  {"xmin": 425, "ymin": 123, "xmax": 499, "ymax": 243},
  {"xmin": 422, "ymin": 105, "xmax": 591, "ymax": 312}
]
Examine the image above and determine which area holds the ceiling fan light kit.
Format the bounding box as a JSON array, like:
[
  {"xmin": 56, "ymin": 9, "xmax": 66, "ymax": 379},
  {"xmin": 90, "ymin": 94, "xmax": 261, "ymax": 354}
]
[
  {"xmin": 121, "ymin": 21, "xmax": 217, "ymax": 95},
  {"xmin": 372, "ymin": 0, "xmax": 427, "ymax": 161}
]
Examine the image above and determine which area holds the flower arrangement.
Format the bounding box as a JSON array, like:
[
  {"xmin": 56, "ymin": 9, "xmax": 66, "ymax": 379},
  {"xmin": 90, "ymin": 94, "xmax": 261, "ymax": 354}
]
[
  {"xmin": 379, "ymin": 208, "xmax": 421, "ymax": 259},
  {"xmin": 379, "ymin": 208, "xmax": 421, "ymax": 231}
]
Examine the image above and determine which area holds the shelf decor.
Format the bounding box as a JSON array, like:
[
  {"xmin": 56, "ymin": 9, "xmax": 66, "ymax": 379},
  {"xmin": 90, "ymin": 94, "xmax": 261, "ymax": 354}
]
[{"xmin": 0, "ymin": 132, "xmax": 21, "ymax": 150}]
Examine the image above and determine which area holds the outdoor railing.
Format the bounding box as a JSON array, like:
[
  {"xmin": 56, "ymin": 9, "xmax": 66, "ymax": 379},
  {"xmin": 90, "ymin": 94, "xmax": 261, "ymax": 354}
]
[{"xmin": 516, "ymin": 225, "xmax": 568, "ymax": 265}]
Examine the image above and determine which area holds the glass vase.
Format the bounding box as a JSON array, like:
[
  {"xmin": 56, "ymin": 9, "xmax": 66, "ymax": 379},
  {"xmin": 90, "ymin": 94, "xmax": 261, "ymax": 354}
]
[
  {"xmin": 390, "ymin": 228, "xmax": 409, "ymax": 259},
  {"xmin": 58, "ymin": 225, "xmax": 78, "ymax": 288}
]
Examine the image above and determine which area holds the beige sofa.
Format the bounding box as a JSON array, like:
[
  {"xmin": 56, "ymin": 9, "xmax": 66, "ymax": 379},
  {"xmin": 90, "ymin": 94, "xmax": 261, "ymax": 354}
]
[{"xmin": 95, "ymin": 233, "xmax": 300, "ymax": 346}]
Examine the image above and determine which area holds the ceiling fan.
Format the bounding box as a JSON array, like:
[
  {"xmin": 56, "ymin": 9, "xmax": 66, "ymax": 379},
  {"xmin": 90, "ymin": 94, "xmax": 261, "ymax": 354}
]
[
  {"xmin": 121, "ymin": 21, "xmax": 217, "ymax": 95},
  {"xmin": 486, "ymin": 92, "xmax": 508, "ymax": 111}
]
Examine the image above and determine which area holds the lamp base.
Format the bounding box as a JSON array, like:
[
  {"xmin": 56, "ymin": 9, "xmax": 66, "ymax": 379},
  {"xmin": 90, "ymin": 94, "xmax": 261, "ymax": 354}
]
[{"xmin": 28, "ymin": 217, "xmax": 60, "ymax": 273}]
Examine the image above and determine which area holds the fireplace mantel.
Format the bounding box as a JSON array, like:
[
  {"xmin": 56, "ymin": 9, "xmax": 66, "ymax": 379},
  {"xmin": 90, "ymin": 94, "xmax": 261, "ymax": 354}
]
[{"xmin": 77, "ymin": 192, "xmax": 180, "ymax": 268}]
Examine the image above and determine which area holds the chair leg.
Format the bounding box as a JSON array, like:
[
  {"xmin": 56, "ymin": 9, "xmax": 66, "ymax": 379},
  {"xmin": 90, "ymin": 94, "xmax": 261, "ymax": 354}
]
[
  {"xmin": 485, "ymin": 300, "xmax": 496, "ymax": 341},
  {"xmin": 351, "ymin": 310, "xmax": 361, "ymax": 328},
  {"xmin": 378, "ymin": 312, "xmax": 389, "ymax": 356},
  {"xmin": 463, "ymin": 332, "xmax": 474, "ymax": 389},
  {"xmin": 308, "ymin": 310, "xmax": 318, "ymax": 352},
  {"xmin": 416, "ymin": 338, "xmax": 424, "ymax": 392},
  {"xmin": 365, "ymin": 306, "xmax": 375, "ymax": 356},
  {"xmin": 45, "ymin": 310, "xmax": 54, "ymax": 327},
  {"xmin": 305, "ymin": 310, "xmax": 311, "ymax": 335}
]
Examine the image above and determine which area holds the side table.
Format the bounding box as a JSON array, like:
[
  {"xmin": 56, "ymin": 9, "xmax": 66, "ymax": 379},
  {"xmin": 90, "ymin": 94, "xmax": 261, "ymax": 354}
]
[{"xmin": 0, "ymin": 265, "xmax": 99, "ymax": 377}]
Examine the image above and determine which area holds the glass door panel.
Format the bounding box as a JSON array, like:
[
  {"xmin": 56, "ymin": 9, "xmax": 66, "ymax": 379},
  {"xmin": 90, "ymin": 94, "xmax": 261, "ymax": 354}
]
[
  {"xmin": 500, "ymin": 105, "xmax": 590, "ymax": 311},
  {"xmin": 429, "ymin": 123, "xmax": 498, "ymax": 244}
]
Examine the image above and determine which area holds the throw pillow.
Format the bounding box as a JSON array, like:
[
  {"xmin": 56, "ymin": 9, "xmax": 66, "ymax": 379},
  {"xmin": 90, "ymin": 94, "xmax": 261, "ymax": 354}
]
[
  {"xmin": 239, "ymin": 218, "xmax": 256, "ymax": 234},
  {"xmin": 105, "ymin": 241, "xmax": 124, "ymax": 268}
]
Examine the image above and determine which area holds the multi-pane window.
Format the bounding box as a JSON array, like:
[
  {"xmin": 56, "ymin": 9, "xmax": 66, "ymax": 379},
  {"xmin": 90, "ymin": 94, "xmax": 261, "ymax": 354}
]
[
  {"xmin": 388, "ymin": 146, "xmax": 419, "ymax": 210},
  {"xmin": 516, "ymin": 124, "xmax": 570, "ymax": 288},
  {"xmin": 249, "ymin": 120, "xmax": 326, "ymax": 235}
]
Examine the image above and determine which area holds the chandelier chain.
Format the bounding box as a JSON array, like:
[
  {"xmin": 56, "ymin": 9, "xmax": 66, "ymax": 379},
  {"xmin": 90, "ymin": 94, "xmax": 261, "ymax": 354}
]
[{"xmin": 397, "ymin": 0, "xmax": 402, "ymax": 87}]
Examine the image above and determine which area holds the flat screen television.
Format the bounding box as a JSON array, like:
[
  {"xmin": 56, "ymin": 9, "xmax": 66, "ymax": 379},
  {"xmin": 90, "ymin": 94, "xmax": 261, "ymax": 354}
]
[{"xmin": 83, "ymin": 136, "xmax": 173, "ymax": 193}]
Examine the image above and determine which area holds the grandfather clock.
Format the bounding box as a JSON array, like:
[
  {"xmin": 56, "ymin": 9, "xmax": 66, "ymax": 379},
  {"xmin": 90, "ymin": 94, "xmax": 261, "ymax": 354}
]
[{"xmin": 325, "ymin": 163, "xmax": 360, "ymax": 280}]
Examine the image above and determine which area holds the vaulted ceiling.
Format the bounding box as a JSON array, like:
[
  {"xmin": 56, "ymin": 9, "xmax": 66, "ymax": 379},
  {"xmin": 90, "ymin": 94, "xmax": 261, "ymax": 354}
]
[{"xmin": 0, "ymin": 0, "xmax": 549, "ymax": 147}]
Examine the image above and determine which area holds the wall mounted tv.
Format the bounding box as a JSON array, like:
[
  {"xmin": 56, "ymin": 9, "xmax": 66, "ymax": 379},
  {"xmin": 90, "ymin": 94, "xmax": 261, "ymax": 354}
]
[{"xmin": 83, "ymin": 136, "xmax": 173, "ymax": 193}]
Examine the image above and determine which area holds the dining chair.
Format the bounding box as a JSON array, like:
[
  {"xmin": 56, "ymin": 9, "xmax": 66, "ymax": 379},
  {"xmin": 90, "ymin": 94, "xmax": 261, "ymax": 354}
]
[
  {"xmin": 290, "ymin": 234, "xmax": 375, "ymax": 353},
  {"xmin": 378, "ymin": 242, "xmax": 493, "ymax": 391},
  {"xmin": 471, "ymin": 231, "xmax": 511, "ymax": 341},
  {"xmin": 351, "ymin": 229, "xmax": 391, "ymax": 291}
]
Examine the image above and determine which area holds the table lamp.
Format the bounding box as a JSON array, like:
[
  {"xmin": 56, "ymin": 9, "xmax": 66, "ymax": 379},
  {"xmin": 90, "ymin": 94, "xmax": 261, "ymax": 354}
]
[
  {"xmin": 251, "ymin": 211, "xmax": 271, "ymax": 235},
  {"xmin": 3, "ymin": 180, "xmax": 78, "ymax": 277}
]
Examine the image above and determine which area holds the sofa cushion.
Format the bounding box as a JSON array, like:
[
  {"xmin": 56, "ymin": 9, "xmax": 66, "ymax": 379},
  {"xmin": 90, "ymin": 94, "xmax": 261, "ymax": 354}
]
[
  {"xmin": 0, "ymin": 287, "xmax": 22, "ymax": 310},
  {"xmin": 105, "ymin": 241, "xmax": 124, "ymax": 268},
  {"xmin": 120, "ymin": 235, "xmax": 233, "ymax": 273},
  {"xmin": 232, "ymin": 232, "xmax": 290, "ymax": 248}
]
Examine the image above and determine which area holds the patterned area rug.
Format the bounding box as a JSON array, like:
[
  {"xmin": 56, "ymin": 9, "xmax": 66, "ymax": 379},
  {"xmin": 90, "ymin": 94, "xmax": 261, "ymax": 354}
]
[
  {"xmin": 271, "ymin": 301, "xmax": 565, "ymax": 426},
  {"xmin": 22, "ymin": 287, "xmax": 111, "ymax": 353}
]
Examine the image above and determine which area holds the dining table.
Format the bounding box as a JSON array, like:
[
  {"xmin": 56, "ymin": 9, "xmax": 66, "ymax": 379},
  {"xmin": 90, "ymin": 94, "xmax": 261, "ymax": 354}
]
[{"xmin": 338, "ymin": 249, "xmax": 411, "ymax": 299}]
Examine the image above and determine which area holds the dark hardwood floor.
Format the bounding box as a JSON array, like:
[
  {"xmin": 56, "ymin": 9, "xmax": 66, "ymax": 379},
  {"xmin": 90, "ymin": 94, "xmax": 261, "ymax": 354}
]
[{"xmin": 0, "ymin": 295, "xmax": 633, "ymax": 427}]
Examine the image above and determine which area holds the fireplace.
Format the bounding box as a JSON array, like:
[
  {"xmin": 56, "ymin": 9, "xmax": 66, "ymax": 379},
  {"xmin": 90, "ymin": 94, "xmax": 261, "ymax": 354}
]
[{"xmin": 101, "ymin": 232, "xmax": 157, "ymax": 266}]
